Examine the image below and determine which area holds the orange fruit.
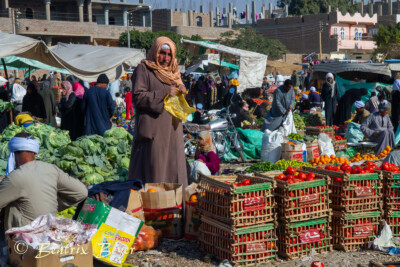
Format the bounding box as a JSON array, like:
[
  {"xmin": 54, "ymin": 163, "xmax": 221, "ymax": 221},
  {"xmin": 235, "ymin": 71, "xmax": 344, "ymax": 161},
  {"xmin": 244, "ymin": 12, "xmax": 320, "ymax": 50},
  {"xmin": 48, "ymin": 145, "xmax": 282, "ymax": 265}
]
[
  {"xmin": 189, "ymin": 194, "xmax": 198, "ymax": 203},
  {"xmin": 147, "ymin": 188, "xmax": 157, "ymax": 193}
]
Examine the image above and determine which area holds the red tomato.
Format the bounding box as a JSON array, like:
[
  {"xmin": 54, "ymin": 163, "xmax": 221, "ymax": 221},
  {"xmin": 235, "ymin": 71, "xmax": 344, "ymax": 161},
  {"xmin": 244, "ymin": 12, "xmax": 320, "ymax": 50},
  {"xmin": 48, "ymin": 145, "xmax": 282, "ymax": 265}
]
[
  {"xmin": 242, "ymin": 179, "xmax": 251, "ymax": 186},
  {"xmin": 286, "ymin": 175, "xmax": 294, "ymax": 180},
  {"xmin": 277, "ymin": 174, "xmax": 286, "ymax": 180},
  {"xmin": 287, "ymin": 179, "xmax": 295, "ymax": 184},
  {"xmin": 298, "ymin": 172, "xmax": 307, "ymax": 180},
  {"xmin": 325, "ymin": 165, "xmax": 334, "ymax": 171},
  {"xmin": 285, "ymin": 167, "xmax": 296, "ymax": 175},
  {"xmin": 359, "ymin": 169, "xmax": 366, "ymax": 174}
]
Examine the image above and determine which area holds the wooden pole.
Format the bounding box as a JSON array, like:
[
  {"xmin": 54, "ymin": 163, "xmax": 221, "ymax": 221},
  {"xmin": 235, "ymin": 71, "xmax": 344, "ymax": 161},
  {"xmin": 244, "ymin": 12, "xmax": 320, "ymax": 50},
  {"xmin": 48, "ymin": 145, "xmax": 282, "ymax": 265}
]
[{"xmin": 1, "ymin": 58, "xmax": 14, "ymax": 124}]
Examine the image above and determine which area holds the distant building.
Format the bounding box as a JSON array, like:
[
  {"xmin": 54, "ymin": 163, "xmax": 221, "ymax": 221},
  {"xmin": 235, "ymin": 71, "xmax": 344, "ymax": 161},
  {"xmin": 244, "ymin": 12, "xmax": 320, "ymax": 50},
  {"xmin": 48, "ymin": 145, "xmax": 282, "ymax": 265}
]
[
  {"xmin": 256, "ymin": 12, "xmax": 377, "ymax": 60},
  {"xmin": 0, "ymin": 0, "xmax": 152, "ymax": 46}
]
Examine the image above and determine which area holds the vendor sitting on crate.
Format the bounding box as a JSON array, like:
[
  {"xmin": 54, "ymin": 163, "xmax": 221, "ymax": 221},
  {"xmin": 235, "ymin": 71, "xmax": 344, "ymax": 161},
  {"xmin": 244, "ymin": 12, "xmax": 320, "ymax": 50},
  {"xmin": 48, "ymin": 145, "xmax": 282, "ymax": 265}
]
[
  {"xmin": 352, "ymin": 101, "xmax": 370, "ymax": 125},
  {"xmin": 361, "ymin": 101, "xmax": 395, "ymax": 154},
  {"xmin": 0, "ymin": 132, "xmax": 88, "ymax": 231},
  {"xmin": 195, "ymin": 131, "xmax": 221, "ymax": 175},
  {"xmin": 296, "ymin": 94, "xmax": 311, "ymax": 113}
]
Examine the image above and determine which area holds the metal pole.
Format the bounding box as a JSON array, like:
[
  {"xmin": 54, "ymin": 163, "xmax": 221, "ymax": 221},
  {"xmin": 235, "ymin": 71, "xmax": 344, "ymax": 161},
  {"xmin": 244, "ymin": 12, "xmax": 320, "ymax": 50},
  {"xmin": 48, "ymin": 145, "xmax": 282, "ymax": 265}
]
[
  {"xmin": 1, "ymin": 58, "xmax": 13, "ymax": 124},
  {"xmin": 128, "ymin": 30, "xmax": 130, "ymax": 48},
  {"xmin": 319, "ymin": 21, "xmax": 322, "ymax": 60}
]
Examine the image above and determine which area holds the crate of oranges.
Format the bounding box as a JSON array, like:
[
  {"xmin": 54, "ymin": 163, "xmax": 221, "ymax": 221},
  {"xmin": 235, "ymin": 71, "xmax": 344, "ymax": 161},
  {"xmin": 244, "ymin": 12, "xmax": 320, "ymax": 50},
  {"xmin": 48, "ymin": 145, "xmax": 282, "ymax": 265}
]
[
  {"xmin": 377, "ymin": 146, "xmax": 392, "ymax": 159},
  {"xmin": 350, "ymin": 152, "xmax": 378, "ymax": 162},
  {"xmin": 311, "ymin": 155, "xmax": 350, "ymax": 166},
  {"xmin": 199, "ymin": 216, "xmax": 277, "ymax": 265},
  {"xmin": 197, "ymin": 174, "xmax": 276, "ymax": 227}
]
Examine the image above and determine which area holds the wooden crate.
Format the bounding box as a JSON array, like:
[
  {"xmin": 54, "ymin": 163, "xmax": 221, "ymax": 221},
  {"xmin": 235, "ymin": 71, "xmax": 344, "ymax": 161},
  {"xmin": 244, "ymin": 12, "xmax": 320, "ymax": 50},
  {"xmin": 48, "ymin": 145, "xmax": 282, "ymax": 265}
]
[
  {"xmin": 277, "ymin": 217, "xmax": 332, "ymax": 259},
  {"xmin": 303, "ymin": 167, "xmax": 382, "ymax": 213},
  {"xmin": 332, "ymin": 211, "xmax": 381, "ymax": 252},
  {"xmin": 199, "ymin": 216, "xmax": 277, "ymax": 266},
  {"xmin": 256, "ymin": 170, "xmax": 331, "ymax": 223},
  {"xmin": 305, "ymin": 127, "xmax": 334, "ymax": 140},
  {"xmin": 385, "ymin": 211, "xmax": 400, "ymax": 238},
  {"xmin": 197, "ymin": 174, "xmax": 276, "ymax": 226},
  {"xmin": 382, "ymin": 171, "xmax": 400, "ymax": 212},
  {"xmin": 334, "ymin": 139, "xmax": 347, "ymax": 151}
]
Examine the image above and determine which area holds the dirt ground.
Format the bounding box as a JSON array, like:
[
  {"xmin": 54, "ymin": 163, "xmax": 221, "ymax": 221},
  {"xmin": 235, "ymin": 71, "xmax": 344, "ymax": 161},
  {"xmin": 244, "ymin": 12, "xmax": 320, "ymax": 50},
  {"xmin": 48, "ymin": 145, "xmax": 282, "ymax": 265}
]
[
  {"xmin": 265, "ymin": 60, "xmax": 302, "ymax": 76},
  {"xmin": 91, "ymin": 238, "xmax": 400, "ymax": 267}
]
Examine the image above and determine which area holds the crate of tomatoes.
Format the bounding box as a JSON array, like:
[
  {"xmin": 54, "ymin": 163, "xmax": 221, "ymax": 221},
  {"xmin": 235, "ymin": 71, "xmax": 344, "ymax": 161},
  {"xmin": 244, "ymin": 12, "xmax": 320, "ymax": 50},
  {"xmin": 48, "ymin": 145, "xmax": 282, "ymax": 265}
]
[
  {"xmin": 380, "ymin": 162, "xmax": 400, "ymax": 212},
  {"xmin": 305, "ymin": 126, "xmax": 335, "ymax": 139},
  {"xmin": 303, "ymin": 164, "xmax": 382, "ymax": 213},
  {"xmin": 332, "ymin": 211, "xmax": 381, "ymax": 251},
  {"xmin": 256, "ymin": 167, "xmax": 331, "ymax": 223},
  {"xmin": 333, "ymin": 135, "xmax": 347, "ymax": 151},
  {"xmin": 385, "ymin": 211, "xmax": 400, "ymax": 238},
  {"xmin": 199, "ymin": 216, "xmax": 277, "ymax": 266},
  {"xmin": 197, "ymin": 174, "xmax": 276, "ymax": 227},
  {"xmin": 277, "ymin": 217, "xmax": 332, "ymax": 259}
]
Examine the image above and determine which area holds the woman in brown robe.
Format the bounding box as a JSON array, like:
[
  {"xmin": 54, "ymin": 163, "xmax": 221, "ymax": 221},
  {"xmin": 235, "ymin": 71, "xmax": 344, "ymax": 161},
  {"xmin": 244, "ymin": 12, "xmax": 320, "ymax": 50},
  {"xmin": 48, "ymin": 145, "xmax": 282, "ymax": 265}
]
[{"xmin": 128, "ymin": 37, "xmax": 188, "ymax": 188}]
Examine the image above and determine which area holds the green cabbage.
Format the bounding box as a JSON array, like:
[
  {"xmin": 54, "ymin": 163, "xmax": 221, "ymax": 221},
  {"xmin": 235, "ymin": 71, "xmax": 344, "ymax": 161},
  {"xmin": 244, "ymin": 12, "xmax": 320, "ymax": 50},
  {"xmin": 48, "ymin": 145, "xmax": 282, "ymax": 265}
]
[
  {"xmin": 104, "ymin": 127, "xmax": 128, "ymax": 139},
  {"xmin": 81, "ymin": 173, "xmax": 104, "ymax": 185}
]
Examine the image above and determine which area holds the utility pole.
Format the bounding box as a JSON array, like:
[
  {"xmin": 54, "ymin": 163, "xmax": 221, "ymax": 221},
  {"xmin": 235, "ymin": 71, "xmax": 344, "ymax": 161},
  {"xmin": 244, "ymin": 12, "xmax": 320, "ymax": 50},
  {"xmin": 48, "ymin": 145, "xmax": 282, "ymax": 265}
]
[{"xmin": 319, "ymin": 21, "xmax": 323, "ymax": 60}]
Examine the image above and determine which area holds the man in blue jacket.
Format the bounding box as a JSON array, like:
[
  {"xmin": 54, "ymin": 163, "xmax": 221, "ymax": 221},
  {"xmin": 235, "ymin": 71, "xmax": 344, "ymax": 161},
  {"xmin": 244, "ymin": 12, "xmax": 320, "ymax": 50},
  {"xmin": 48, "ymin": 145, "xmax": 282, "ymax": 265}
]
[{"xmin": 82, "ymin": 74, "xmax": 115, "ymax": 136}]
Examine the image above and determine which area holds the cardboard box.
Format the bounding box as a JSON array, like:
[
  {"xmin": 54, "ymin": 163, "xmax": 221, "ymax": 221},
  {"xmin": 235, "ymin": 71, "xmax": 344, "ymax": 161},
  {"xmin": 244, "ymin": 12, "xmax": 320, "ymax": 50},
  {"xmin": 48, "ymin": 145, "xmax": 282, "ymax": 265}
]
[
  {"xmin": 126, "ymin": 189, "xmax": 145, "ymax": 221},
  {"xmin": 8, "ymin": 238, "xmax": 93, "ymax": 267},
  {"xmin": 77, "ymin": 198, "xmax": 143, "ymax": 266}
]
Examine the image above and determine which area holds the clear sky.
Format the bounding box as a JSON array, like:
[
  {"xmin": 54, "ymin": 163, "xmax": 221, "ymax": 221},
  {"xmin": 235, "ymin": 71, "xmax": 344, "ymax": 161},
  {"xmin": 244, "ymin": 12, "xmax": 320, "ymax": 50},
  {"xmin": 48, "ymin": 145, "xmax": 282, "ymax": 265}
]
[{"xmin": 122, "ymin": 0, "xmax": 278, "ymax": 13}]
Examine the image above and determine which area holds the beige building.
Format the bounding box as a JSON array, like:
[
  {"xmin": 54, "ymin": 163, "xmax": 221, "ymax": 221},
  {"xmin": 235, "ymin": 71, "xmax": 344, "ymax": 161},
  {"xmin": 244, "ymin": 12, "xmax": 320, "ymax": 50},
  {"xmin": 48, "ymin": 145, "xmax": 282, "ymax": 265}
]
[{"xmin": 0, "ymin": 0, "xmax": 152, "ymax": 46}]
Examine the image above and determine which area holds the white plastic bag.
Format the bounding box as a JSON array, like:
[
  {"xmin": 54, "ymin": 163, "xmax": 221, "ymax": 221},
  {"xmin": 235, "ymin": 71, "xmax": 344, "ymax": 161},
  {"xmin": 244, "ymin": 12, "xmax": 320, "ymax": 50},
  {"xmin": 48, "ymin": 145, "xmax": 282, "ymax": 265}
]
[
  {"xmin": 318, "ymin": 133, "xmax": 335, "ymax": 157},
  {"xmin": 279, "ymin": 111, "xmax": 297, "ymax": 137},
  {"xmin": 369, "ymin": 220, "xmax": 395, "ymax": 251},
  {"xmin": 190, "ymin": 160, "xmax": 211, "ymax": 183},
  {"xmin": 261, "ymin": 130, "xmax": 283, "ymax": 163}
]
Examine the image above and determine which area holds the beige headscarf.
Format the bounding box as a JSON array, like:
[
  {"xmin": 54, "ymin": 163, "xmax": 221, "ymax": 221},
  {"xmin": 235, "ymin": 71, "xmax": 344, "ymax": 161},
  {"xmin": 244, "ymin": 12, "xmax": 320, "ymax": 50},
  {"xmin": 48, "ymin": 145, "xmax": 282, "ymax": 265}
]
[
  {"xmin": 198, "ymin": 131, "xmax": 216, "ymax": 153},
  {"xmin": 143, "ymin": 36, "xmax": 183, "ymax": 86}
]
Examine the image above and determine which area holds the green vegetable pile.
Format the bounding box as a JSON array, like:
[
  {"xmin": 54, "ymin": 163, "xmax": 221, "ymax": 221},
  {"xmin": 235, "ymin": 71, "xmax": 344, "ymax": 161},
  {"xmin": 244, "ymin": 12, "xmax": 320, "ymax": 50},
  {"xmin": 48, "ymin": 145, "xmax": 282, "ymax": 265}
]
[
  {"xmin": 301, "ymin": 113, "xmax": 324, "ymax": 126},
  {"xmin": 57, "ymin": 206, "xmax": 76, "ymax": 219},
  {"xmin": 288, "ymin": 133, "xmax": 303, "ymax": 140},
  {"xmin": 255, "ymin": 117, "xmax": 264, "ymax": 126},
  {"xmin": 293, "ymin": 113, "xmax": 305, "ymax": 130},
  {"xmin": 244, "ymin": 159, "xmax": 311, "ymax": 173},
  {"xmin": 304, "ymin": 135, "xmax": 318, "ymax": 142},
  {"xmin": 0, "ymin": 100, "xmax": 16, "ymax": 112},
  {"xmin": 0, "ymin": 124, "xmax": 132, "ymax": 185}
]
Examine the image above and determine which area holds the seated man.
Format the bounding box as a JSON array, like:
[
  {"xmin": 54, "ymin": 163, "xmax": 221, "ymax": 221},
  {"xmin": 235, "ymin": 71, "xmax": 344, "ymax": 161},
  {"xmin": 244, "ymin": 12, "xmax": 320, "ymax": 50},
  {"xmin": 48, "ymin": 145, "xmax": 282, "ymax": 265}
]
[
  {"xmin": 0, "ymin": 132, "xmax": 88, "ymax": 230},
  {"xmin": 297, "ymin": 94, "xmax": 311, "ymax": 113},
  {"xmin": 361, "ymin": 102, "xmax": 395, "ymax": 154},
  {"xmin": 15, "ymin": 113, "xmax": 35, "ymax": 128},
  {"xmin": 308, "ymin": 87, "xmax": 321, "ymax": 109},
  {"xmin": 352, "ymin": 101, "xmax": 370, "ymax": 125}
]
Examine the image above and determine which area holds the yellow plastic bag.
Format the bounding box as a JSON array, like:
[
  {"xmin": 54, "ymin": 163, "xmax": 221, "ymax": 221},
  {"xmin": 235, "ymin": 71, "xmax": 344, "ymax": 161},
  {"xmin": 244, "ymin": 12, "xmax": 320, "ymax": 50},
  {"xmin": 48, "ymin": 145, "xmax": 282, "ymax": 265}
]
[{"xmin": 164, "ymin": 93, "xmax": 195, "ymax": 122}]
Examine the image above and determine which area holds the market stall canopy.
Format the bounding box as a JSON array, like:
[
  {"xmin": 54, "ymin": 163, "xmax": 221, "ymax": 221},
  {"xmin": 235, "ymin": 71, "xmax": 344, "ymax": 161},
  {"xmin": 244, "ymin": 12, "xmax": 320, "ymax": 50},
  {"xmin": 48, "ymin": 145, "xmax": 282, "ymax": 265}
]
[
  {"xmin": 185, "ymin": 58, "xmax": 239, "ymax": 74},
  {"xmin": 0, "ymin": 32, "xmax": 145, "ymax": 82},
  {"xmin": 312, "ymin": 63, "xmax": 392, "ymax": 80},
  {"xmin": 181, "ymin": 39, "xmax": 268, "ymax": 92},
  {"xmin": 0, "ymin": 56, "xmax": 70, "ymax": 74}
]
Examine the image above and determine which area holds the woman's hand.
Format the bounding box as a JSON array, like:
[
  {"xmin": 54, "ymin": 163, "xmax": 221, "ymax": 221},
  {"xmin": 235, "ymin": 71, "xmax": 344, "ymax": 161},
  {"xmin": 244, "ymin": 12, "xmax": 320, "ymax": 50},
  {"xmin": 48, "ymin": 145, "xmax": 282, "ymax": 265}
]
[
  {"xmin": 169, "ymin": 85, "xmax": 178, "ymax": 96},
  {"xmin": 178, "ymin": 84, "xmax": 186, "ymax": 94}
]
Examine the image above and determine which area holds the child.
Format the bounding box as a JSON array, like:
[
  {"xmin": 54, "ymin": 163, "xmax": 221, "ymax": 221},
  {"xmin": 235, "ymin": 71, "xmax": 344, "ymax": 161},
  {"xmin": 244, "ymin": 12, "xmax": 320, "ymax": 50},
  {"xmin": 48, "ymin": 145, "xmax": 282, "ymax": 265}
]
[
  {"xmin": 115, "ymin": 93, "xmax": 128, "ymax": 129},
  {"xmin": 195, "ymin": 131, "xmax": 221, "ymax": 175},
  {"xmin": 124, "ymin": 87, "xmax": 134, "ymax": 120}
]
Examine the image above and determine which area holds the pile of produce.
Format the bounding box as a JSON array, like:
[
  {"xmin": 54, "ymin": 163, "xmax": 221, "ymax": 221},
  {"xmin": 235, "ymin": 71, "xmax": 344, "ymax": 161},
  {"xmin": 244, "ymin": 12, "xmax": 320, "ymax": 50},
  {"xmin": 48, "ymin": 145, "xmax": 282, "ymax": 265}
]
[
  {"xmin": 323, "ymin": 162, "xmax": 377, "ymax": 174},
  {"xmin": 273, "ymin": 167, "xmax": 317, "ymax": 183},
  {"xmin": 288, "ymin": 133, "xmax": 303, "ymax": 140},
  {"xmin": 245, "ymin": 159, "xmax": 311, "ymax": 173},
  {"xmin": 0, "ymin": 100, "xmax": 16, "ymax": 112},
  {"xmin": 0, "ymin": 124, "xmax": 132, "ymax": 184},
  {"xmin": 311, "ymin": 155, "xmax": 350, "ymax": 166},
  {"xmin": 334, "ymin": 135, "xmax": 345, "ymax": 141},
  {"xmin": 301, "ymin": 113, "xmax": 323, "ymax": 126},
  {"xmin": 350, "ymin": 152, "xmax": 378, "ymax": 162},
  {"xmin": 293, "ymin": 113, "xmax": 305, "ymax": 130},
  {"xmin": 377, "ymin": 146, "xmax": 391, "ymax": 159}
]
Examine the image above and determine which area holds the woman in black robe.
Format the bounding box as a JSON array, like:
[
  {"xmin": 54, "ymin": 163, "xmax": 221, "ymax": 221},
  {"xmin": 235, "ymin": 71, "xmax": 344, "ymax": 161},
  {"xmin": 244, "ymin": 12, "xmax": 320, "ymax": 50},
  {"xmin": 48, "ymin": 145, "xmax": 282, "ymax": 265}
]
[
  {"xmin": 334, "ymin": 88, "xmax": 368, "ymax": 126},
  {"xmin": 59, "ymin": 81, "xmax": 78, "ymax": 140},
  {"xmin": 193, "ymin": 76, "xmax": 205, "ymax": 107},
  {"xmin": 22, "ymin": 83, "xmax": 47, "ymax": 119}
]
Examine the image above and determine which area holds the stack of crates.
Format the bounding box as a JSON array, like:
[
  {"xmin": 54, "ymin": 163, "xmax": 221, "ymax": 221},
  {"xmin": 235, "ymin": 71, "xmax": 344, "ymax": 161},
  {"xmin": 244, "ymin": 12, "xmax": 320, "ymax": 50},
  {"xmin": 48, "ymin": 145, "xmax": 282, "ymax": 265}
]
[
  {"xmin": 256, "ymin": 170, "xmax": 332, "ymax": 259},
  {"xmin": 304, "ymin": 167, "xmax": 382, "ymax": 251},
  {"xmin": 382, "ymin": 170, "xmax": 400, "ymax": 236},
  {"xmin": 197, "ymin": 174, "xmax": 277, "ymax": 266}
]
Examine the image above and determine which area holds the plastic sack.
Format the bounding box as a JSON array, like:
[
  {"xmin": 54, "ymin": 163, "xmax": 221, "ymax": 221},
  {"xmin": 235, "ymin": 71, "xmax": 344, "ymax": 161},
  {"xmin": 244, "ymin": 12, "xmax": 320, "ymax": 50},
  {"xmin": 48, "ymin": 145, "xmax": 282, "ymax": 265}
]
[
  {"xmin": 318, "ymin": 133, "xmax": 335, "ymax": 157},
  {"xmin": 189, "ymin": 160, "xmax": 211, "ymax": 184},
  {"xmin": 345, "ymin": 122, "xmax": 364, "ymax": 143},
  {"xmin": 279, "ymin": 111, "xmax": 297, "ymax": 137},
  {"xmin": 369, "ymin": 220, "xmax": 395, "ymax": 252},
  {"xmin": 131, "ymin": 224, "xmax": 162, "ymax": 252},
  {"xmin": 164, "ymin": 93, "xmax": 196, "ymax": 122},
  {"xmin": 261, "ymin": 130, "xmax": 283, "ymax": 163},
  {"xmin": 396, "ymin": 123, "xmax": 400, "ymax": 145}
]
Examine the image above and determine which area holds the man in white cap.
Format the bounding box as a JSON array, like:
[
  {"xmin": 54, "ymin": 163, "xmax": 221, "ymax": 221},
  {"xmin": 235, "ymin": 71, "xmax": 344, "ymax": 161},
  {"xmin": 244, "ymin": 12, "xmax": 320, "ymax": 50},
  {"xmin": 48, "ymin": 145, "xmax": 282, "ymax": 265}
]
[
  {"xmin": 297, "ymin": 93, "xmax": 311, "ymax": 113},
  {"xmin": 0, "ymin": 132, "xmax": 87, "ymax": 231},
  {"xmin": 308, "ymin": 87, "xmax": 321, "ymax": 108},
  {"xmin": 361, "ymin": 101, "xmax": 395, "ymax": 154},
  {"xmin": 352, "ymin": 100, "xmax": 370, "ymax": 124},
  {"xmin": 275, "ymin": 71, "xmax": 284, "ymax": 85}
]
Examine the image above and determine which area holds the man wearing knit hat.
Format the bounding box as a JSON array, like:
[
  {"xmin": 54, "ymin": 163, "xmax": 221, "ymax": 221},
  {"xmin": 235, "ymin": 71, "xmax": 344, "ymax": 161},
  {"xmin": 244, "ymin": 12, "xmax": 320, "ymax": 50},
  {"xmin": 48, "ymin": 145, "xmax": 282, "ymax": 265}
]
[
  {"xmin": 82, "ymin": 74, "xmax": 115, "ymax": 135},
  {"xmin": 352, "ymin": 101, "xmax": 370, "ymax": 124}
]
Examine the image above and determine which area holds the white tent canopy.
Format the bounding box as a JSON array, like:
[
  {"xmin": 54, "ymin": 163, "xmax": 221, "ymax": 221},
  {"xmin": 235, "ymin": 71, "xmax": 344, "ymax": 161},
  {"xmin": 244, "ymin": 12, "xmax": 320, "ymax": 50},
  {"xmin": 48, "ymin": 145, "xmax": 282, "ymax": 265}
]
[
  {"xmin": 181, "ymin": 39, "xmax": 268, "ymax": 92},
  {"xmin": 312, "ymin": 63, "xmax": 392, "ymax": 77},
  {"xmin": 0, "ymin": 32, "xmax": 145, "ymax": 82}
]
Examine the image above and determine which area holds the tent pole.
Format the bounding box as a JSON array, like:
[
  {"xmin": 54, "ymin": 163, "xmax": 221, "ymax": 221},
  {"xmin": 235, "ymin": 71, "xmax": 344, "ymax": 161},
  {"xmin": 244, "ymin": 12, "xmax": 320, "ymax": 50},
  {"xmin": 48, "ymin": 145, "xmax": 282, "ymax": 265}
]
[{"xmin": 1, "ymin": 58, "xmax": 14, "ymax": 124}]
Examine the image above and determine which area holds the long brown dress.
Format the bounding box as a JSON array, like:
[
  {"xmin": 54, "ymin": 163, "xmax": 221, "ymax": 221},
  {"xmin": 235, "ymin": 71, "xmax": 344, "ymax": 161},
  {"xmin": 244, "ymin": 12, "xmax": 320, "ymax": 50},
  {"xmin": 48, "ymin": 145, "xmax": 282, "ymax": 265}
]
[{"xmin": 128, "ymin": 63, "xmax": 188, "ymax": 188}]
